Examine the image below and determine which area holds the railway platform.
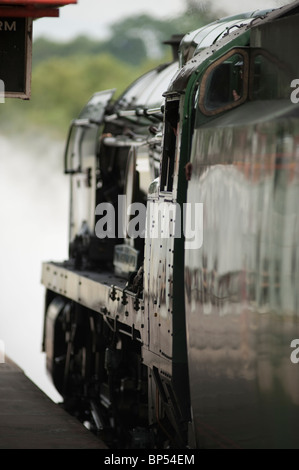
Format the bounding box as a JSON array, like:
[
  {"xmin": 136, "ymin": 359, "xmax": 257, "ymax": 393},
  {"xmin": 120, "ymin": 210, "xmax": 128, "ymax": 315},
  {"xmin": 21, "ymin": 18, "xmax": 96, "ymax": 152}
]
[{"xmin": 0, "ymin": 358, "xmax": 107, "ymax": 449}]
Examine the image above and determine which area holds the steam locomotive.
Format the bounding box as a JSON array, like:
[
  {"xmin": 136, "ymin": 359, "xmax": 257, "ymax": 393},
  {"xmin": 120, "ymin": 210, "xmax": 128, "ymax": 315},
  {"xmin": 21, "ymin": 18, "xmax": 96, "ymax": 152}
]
[{"xmin": 41, "ymin": 1, "xmax": 299, "ymax": 449}]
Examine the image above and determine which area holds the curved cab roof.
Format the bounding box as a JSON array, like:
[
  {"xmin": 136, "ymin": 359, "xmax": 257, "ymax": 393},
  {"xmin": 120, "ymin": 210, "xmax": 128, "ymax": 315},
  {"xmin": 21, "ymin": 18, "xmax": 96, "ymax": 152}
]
[{"xmin": 179, "ymin": 10, "xmax": 272, "ymax": 66}]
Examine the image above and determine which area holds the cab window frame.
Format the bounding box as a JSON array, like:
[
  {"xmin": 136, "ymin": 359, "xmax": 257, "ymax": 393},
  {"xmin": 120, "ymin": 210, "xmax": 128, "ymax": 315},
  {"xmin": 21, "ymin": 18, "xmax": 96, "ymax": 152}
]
[{"xmin": 199, "ymin": 47, "xmax": 249, "ymax": 117}]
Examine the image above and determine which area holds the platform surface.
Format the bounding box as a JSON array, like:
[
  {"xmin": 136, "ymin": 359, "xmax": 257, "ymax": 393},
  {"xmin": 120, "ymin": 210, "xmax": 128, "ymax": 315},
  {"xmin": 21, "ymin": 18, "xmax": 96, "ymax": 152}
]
[{"xmin": 0, "ymin": 359, "xmax": 107, "ymax": 449}]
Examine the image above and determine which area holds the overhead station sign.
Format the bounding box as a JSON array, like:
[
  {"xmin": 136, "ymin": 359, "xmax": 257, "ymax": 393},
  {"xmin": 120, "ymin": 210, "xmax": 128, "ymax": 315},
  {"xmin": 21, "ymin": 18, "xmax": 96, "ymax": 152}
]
[
  {"xmin": 0, "ymin": 0, "xmax": 77, "ymax": 99},
  {"xmin": 0, "ymin": 17, "xmax": 32, "ymax": 98}
]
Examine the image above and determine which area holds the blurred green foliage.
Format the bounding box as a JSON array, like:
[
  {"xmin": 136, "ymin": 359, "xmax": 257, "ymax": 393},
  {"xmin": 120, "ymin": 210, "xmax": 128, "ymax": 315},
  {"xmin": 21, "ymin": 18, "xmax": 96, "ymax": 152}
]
[{"xmin": 0, "ymin": 1, "xmax": 226, "ymax": 138}]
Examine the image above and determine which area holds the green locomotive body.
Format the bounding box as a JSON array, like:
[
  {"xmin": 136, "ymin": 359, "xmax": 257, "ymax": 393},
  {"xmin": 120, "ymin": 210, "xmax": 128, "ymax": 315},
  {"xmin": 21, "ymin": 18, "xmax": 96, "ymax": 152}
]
[{"xmin": 42, "ymin": 2, "xmax": 299, "ymax": 448}]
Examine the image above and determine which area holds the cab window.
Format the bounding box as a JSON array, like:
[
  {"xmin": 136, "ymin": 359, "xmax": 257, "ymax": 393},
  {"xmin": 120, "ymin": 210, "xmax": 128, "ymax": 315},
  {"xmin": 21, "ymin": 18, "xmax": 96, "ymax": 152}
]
[
  {"xmin": 199, "ymin": 49, "xmax": 249, "ymax": 116},
  {"xmin": 250, "ymin": 50, "xmax": 291, "ymax": 100}
]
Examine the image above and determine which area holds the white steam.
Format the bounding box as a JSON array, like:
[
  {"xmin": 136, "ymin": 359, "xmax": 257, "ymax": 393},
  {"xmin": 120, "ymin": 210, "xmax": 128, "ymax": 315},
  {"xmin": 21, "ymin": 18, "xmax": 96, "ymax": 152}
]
[{"xmin": 0, "ymin": 131, "xmax": 68, "ymax": 402}]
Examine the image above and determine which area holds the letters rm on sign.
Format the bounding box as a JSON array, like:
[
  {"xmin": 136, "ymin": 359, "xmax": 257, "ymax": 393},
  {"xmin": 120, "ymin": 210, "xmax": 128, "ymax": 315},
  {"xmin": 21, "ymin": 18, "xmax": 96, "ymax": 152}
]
[{"xmin": 0, "ymin": 17, "xmax": 32, "ymax": 99}]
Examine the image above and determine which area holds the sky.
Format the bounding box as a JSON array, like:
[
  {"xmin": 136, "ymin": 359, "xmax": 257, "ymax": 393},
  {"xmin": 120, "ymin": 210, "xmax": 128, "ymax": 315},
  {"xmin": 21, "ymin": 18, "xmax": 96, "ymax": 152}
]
[{"xmin": 32, "ymin": 0, "xmax": 291, "ymax": 42}]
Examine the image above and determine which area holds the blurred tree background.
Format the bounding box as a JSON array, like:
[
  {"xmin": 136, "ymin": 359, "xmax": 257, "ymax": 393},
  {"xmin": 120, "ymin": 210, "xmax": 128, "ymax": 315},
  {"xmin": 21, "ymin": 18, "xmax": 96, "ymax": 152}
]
[{"xmin": 0, "ymin": 0, "xmax": 226, "ymax": 138}]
